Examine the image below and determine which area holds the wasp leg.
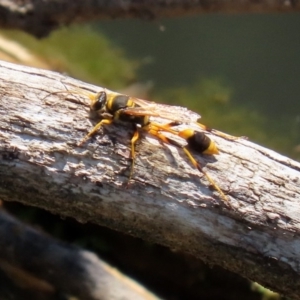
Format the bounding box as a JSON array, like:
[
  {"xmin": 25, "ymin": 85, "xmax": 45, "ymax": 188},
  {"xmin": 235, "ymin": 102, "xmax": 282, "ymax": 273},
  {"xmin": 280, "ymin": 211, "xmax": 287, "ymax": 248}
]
[
  {"xmin": 127, "ymin": 129, "xmax": 140, "ymax": 184},
  {"xmin": 145, "ymin": 126, "xmax": 228, "ymax": 203},
  {"xmin": 146, "ymin": 122, "xmax": 179, "ymax": 135},
  {"xmin": 181, "ymin": 147, "xmax": 228, "ymax": 203},
  {"xmin": 78, "ymin": 119, "xmax": 113, "ymax": 146}
]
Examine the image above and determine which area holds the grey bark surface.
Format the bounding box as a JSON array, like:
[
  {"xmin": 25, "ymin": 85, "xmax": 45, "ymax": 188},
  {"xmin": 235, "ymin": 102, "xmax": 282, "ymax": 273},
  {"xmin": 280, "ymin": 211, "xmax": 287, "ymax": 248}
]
[
  {"xmin": 0, "ymin": 0, "xmax": 299, "ymax": 37},
  {"xmin": 0, "ymin": 60, "xmax": 300, "ymax": 298}
]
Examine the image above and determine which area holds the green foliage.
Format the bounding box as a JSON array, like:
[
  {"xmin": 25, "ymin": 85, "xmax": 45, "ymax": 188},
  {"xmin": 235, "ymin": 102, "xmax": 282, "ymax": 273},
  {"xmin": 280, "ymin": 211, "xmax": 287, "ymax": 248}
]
[{"xmin": 2, "ymin": 25, "xmax": 138, "ymax": 89}]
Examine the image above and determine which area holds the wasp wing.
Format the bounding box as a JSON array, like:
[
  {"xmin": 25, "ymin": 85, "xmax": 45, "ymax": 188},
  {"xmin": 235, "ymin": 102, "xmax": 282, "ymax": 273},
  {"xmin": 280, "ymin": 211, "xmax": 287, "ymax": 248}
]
[{"xmin": 124, "ymin": 97, "xmax": 201, "ymax": 123}]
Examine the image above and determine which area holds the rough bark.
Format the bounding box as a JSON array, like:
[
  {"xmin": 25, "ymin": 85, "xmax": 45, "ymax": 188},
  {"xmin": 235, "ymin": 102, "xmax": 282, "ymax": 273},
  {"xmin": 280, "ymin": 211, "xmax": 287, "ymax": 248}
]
[
  {"xmin": 0, "ymin": 0, "xmax": 299, "ymax": 37},
  {"xmin": 0, "ymin": 208, "xmax": 159, "ymax": 300},
  {"xmin": 0, "ymin": 60, "xmax": 300, "ymax": 298}
]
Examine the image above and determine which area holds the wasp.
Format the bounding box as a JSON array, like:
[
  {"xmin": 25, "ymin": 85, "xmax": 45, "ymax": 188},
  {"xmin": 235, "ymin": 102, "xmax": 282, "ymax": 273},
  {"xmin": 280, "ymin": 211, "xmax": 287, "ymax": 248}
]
[{"xmin": 47, "ymin": 88, "xmax": 237, "ymax": 203}]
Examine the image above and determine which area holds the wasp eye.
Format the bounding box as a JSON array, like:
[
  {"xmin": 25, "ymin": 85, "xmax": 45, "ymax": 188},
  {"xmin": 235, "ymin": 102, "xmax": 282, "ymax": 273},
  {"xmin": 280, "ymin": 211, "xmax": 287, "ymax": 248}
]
[{"xmin": 92, "ymin": 91, "xmax": 107, "ymax": 111}]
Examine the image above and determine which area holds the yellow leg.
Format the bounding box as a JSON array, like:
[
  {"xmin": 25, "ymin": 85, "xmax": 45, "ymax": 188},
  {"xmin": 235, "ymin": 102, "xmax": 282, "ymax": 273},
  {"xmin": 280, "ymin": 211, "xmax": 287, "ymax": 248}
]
[
  {"xmin": 182, "ymin": 147, "xmax": 228, "ymax": 202},
  {"xmin": 147, "ymin": 122, "xmax": 179, "ymax": 135},
  {"xmin": 127, "ymin": 127, "xmax": 170, "ymax": 184},
  {"xmin": 128, "ymin": 130, "xmax": 140, "ymax": 183},
  {"xmin": 147, "ymin": 128, "xmax": 170, "ymax": 144},
  {"xmin": 144, "ymin": 125, "xmax": 228, "ymax": 203},
  {"xmin": 78, "ymin": 119, "xmax": 113, "ymax": 146}
]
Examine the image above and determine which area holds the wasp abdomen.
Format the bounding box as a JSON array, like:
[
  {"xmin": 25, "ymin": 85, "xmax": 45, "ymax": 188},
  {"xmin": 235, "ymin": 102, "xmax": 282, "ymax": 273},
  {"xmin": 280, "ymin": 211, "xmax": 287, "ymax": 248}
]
[
  {"xmin": 187, "ymin": 131, "xmax": 211, "ymax": 153},
  {"xmin": 179, "ymin": 129, "xmax": 219, "ymax": 155}
]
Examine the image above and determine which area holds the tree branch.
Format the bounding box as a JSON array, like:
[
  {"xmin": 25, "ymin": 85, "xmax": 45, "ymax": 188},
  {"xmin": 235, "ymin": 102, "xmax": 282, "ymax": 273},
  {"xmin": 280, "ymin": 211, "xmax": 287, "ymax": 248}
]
[
  {"xmin": 0, "ymin": 0, "xmax": 299, "ymax": 37},
  {"xmin": 0, "ymin": 209, "xmax": 159, "ymax": 300},
  {"xmin": 0, "ymin": 60, "xmax": 300, "ymax": 298}
]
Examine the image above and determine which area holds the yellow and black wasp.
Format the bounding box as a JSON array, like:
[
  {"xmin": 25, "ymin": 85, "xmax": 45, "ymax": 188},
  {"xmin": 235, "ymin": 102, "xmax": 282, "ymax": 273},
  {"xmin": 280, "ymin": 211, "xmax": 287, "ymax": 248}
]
[{"xmin": 48, "ymin": 88, "xmax": 237, "ymax": 203}]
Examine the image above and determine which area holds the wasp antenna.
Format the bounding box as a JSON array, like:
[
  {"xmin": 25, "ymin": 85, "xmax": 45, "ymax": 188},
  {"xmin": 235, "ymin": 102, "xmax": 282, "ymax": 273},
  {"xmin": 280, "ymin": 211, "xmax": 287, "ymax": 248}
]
[{"xmin": 42, "ymin": 88, "xmax": 96, "ymax": 102}]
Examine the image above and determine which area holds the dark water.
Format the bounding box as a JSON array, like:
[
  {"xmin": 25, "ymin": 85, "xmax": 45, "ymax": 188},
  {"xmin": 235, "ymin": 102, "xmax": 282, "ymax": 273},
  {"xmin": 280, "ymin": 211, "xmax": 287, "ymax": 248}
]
[{"xmin": 98, "ymin": 14, "xmax": 300, "ymax": 115}]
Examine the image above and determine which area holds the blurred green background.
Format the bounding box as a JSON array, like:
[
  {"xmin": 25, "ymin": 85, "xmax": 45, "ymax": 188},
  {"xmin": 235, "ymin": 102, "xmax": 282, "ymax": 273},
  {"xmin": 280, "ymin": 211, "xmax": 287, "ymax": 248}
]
[{"xmin": 2, "ymin": 13, "xmax": 299, "ymax": 300}]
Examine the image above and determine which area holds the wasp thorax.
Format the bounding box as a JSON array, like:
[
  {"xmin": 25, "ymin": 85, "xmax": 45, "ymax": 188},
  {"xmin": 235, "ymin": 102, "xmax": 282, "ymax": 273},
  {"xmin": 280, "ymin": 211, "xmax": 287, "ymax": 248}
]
[{"xmin": 91, "ymin": 91, "xmax": 107, "ymax": 112}]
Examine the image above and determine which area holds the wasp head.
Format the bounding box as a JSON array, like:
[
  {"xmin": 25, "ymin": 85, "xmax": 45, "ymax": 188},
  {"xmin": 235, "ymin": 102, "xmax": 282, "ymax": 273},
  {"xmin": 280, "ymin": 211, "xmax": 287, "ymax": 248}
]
[{"xmin": 91, "ymin": 91, "xmax": 107, "ymax": 112}]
